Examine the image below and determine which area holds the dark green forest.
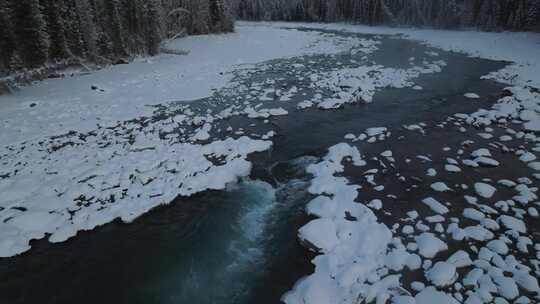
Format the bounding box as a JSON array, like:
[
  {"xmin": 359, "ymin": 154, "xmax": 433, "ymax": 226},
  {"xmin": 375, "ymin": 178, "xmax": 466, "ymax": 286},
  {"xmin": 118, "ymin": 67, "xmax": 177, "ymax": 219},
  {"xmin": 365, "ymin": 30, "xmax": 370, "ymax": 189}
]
[
  {"xmin": 0, "ymin": 0, "xmax": 233, "ymax": 76},
  {"xmin": 1, "ymin": 0, "xmax": 538, "ymax": 79},
  {"xmin": 234, "ymin": 0, "xmax": 540, "ymax": 30}
]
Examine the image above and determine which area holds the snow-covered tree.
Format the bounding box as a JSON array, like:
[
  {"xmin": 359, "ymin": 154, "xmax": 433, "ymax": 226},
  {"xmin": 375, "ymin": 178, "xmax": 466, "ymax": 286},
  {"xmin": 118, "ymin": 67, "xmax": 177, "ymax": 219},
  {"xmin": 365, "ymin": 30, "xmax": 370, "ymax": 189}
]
[
  {"xmin": 43, "ymin": 0, "xmax": 70, "ymax": 60},
  {"xmin": 0, "ymin": 0, "xmax": 236, "ymax": 75},
  {"xmin": 13, "ymin": 0, "xmax": 49, "ymax": 67},
  {"xmin": 146, "ymin": 0, "xmax": 162, "ymax": 55},
  {"xmin": 74, "ymin": 0, "xmax": 98, "ymax": 59},
  {"xmin": 0, "ymin": 4, "xmax": 16, "ymax": 73},
  {"xmin": 209, "ymin": 0, "xmax": 234, "ymax": 32},
  {"xmin": 106, "ymin": 0, "xmax": 128, "ymax": 57},
  {"xmin": 232, "ymin": 0, "xmax": 540, "ymax": 30}
]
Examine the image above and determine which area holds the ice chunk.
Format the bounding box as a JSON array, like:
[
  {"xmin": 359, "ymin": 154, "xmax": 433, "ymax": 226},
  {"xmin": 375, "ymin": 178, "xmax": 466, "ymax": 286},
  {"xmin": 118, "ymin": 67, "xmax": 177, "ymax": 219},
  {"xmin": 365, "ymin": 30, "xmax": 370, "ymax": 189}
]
[
  {"xmin": 464, "ymin": 93, "xmax": 480, "ymax": 99},
  {"xmin": 426, "ymin": 262, "xmax": 457, "ymax": 287},
  {"xmin": 445, "ymin": 164, "xmax": 461, "ymax": 172},
  {"xmin": 298, "ymin": 219, "xmax": 339, "ymax": 252},
  {"xmin": 431, "ymin": 182, "xmax": 452, "ymax": 192},
  {"xmin": 415, "ymin": 287, "xmax": 459, "ymax": 304},
  {"xmin": 416, "ymin": 232, "xmax": 448, "ymax": 258},
  {"xmin": 474, "ymin": 183, "xmax": 496, "ymax": 199},
  {"xmin": 447, "ymin": 250, "xmax": 472, "ymax": 268},
  {"xmin": 498, "ymin": 215, "xmax": 526, "ymax": 233},
  {"xmin": 422, "ymin": 197, "xmax": 449, "ymax": 214}
]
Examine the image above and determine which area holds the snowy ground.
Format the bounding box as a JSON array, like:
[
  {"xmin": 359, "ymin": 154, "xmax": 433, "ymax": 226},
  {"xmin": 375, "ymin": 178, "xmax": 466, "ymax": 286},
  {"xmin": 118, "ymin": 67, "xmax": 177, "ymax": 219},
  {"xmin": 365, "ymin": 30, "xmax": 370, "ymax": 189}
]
[{"xmin": 1, "ymin": 21, "xmax": 540, "ymax": 304}]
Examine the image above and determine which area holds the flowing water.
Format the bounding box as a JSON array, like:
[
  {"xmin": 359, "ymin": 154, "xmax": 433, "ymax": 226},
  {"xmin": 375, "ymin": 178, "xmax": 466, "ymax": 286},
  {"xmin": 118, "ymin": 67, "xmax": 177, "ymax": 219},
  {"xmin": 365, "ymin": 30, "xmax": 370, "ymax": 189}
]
[{"xmin": 0, "ymin": 28, "xmax": 508, "ymax": 304}]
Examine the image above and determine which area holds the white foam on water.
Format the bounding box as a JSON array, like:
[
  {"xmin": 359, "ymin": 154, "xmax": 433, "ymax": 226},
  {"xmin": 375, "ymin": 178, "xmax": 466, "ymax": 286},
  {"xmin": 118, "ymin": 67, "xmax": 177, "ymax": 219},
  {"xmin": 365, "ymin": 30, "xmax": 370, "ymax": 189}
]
[
  {"xmin": 226, "ymin": 180, "xmax": 277, "ymax": 274},
  {"xmin": 172, "ymin": 179, "xmax": 278, "ymax": 303}
]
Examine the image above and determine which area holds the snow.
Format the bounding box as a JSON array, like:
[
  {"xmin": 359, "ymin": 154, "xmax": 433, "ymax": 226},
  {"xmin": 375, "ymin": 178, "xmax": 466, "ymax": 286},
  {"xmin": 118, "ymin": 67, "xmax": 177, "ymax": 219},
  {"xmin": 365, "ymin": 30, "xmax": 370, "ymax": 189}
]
[
  {"xmin": 368, "ymin": 199, "xmax": 383, "ymax": 210},
  {"xmin": 464, "ymin": 268, "xmax": 484, "ymax": 287},
  {"xmin": 426, "ymin": 262, "xmax": 458, "ymax": 287},
  {"xmin": 528, "ymin": 162, "xmax": 540, "ymax": 171},
  {"xmin": 498, "ymin": 215, "xmax": 527, "ymax": 233},
  {"xmin": 0, "ymin": 135, "xmax": 272, "ymax": 257},
  {"xmin": 474, "ymin": 183, "xmax": 497, "ymax": 199},
  {"xmin": 298, "ymin": 219, "xmax": 339, "ymax": 252},
  {"xmin": 431, "ymin": 182, "xmax": 452, "ymax": 192},
  {"xmin": 243, "ymin": 106, "xmax": 288, "ymax": 118},
  {"xmin": 415, "ymin": 287, "xmax": 459, "ymax": 304},
  {"xmin": 0, "ymin": 23, "xmax": 359, "ymax": 146},
  {"xmin": 447, "ymin": 250, "xmax": 473, "ymax": 268},
  {"xmin": 464, "ymin": 225, "xmax": 494, "ymax": 241},
  {"xmin": 392, "ymin": 296, "xmax": 415, "ymax": 304},
  {"xmin": 415, "ymin": 232, "xmax": 448, "ymax": 258},
  {"xmin": 284, "ymin": 143, "xmax": 411, "ymax": 304},
  {"xmin": 314, "ymin": 59, "xmax": 446, "ymax": 109},
  {"xmin": 492, "ymin": 276, "xmax": 519, "ymax": 300},
  {"xmin": 297, "ymin": 100, "xmax": 314, "ymax": 109},
  {"xmin": 471, "ymin": 148, "xmax": 491, "ymax": 158},
  {"xmin": 513, "ymin": 272, "xmax": 540, "ymax": 292},
  {"xmin": 463, "ymin": 208, "xmax": 485, "ymax": 221},
  {"xmin": 487, "ymin": 240, "xmax": 510, "ymax": 255},
  {"xmin": 366, "ymin": 127, "xmax": 388, "ymax": 137},
  {"xmin": 465, "ymin": 93, "xmax": 481, "ymax": 99},
  {"xmin": 306, "ymin": 196, "xmax": 336, "ymax": 218},
  {"xmin": 427, "ymin": 168, "xmax": 437, "ymax": 176},
  {"xmin": 518, "ymin": 152, "xmax": 536, "ymax": 163},
  {"xmin": 422, "ymin": 197, "xmax": 450, "ymax": 214},
  {"xmin": 445, "ymin": 164, "xmax": 462, "ymax": 172},
  {"xmin": 474, "ymin": 157, "xmax": 500, "ymax": 167}
]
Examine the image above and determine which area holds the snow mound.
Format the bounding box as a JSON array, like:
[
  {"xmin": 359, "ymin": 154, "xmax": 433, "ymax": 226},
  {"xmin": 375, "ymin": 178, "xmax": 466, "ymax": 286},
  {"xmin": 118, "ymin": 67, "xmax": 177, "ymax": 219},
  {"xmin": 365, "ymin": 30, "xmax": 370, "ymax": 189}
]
[{"xmin": 284, "ymin": 143, "xmax": 411, "ymax": 304}]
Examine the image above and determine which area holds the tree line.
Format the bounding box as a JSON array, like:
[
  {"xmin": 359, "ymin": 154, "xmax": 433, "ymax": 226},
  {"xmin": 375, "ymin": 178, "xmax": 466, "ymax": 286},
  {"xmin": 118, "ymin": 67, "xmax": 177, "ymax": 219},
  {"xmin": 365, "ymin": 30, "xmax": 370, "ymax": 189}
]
[
  {"xmin": 1, "ymin": 0, "xmax": 539, "ymax": 79},
  {"xmin": 0, "ymin": 0, "xmax": 234, "ymax": 76},
  {"xmin": 233, "ymin": 0, "xmax": 540, "ymax": 30}
]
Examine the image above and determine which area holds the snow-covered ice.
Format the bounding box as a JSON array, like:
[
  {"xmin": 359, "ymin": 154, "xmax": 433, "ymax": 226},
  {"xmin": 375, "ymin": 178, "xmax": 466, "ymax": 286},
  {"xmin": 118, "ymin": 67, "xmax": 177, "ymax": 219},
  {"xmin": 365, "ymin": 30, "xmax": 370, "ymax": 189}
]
[
  {"xmin": 0, "ymin": 132, "xmax": 272, "ymax": 257},
  {"xmin": 284, "ymin": 143, "xmax": 414, "ymax": 304},
  {"xmin": 474, "ymin": 183, "xmax": 497, "ymax": 199},
  {"xmin": 421, "ymin": 197, "xmax": 449, "ymax": 215}
]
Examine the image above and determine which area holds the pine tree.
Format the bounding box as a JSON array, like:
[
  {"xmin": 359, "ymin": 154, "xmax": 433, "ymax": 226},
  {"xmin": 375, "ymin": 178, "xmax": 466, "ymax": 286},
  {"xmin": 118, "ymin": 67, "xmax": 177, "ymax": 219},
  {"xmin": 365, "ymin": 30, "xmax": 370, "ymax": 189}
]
[
  {"xmin": 43, "ymin": 0, "xmax": 70, "ymax": 60},
  {"xmin": 74, "ymin": 0, "xmax": 98, "ymax": 59},
  {"xmin": 231, "ymin": 0, "xmax": 536, "ymax": 30},
  {"xmin": 146, "ymin": 0, "xmax": 162, "ymax": 55},
  {"xmin": 13, "ymin": 0, "xmax": 49, "ymax": 67},
  {"xmin": 528, "ymin": 0, "xmax": 540, "ymax": 29},
  {"xmin": 0, "ymin": 3, "xmax": 17, "ymax": 72},
  {"xmin": 209, "ymin": 0, "xmax": 234, "ymax": 32},
  {"xmin": 124, "ymin": 0, "xmax": 146, "ymax": 54},
  {"xmin": 106, "ymin": 0, "xmax": 128, "ymax": 58},
  {"xmin": 62, "ymin": 0, "xmax": 85, "ymax": 58},
  {"xmin": 439, "ymin": 0, "xmax": 460, "ymax": 28},
  {"xmin": 190, "ymin": 0, "xmax": 210, "ymax": 35}
]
